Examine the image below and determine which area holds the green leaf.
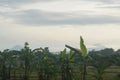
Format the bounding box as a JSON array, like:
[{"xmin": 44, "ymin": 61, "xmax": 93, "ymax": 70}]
[
  {"xmin": 65, "ymin": 45, "xmax": 80, "ymax": 53},
  {"xmin": 69, "ymin": 50, "xmax": 75, "ymax": 62},
  {"xmin": 80, "ymin": 36, "xmax": 87, "ymax": 57},
  {"xmin": 60, "ymin": 48, "xmax": 66, "ymax": 61}
]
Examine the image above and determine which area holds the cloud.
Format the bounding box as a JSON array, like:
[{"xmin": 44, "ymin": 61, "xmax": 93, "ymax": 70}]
[
  {"xmin": 85, "ymin": 0, "xmax": 120, "ymax": 4},
  {"xmin": 0, "ymin": 0, "xmax": 119, "ymax": 8},
  {"xmin": 0, "ymin": 9, "xmax": 120, "ymax": 26},
  {"xmin": 93, "ymin": 44, "xmax": 106, "ymax": 48},
  {"xmin": 0, "ymin": 0, "xmax": 58, "ymax": 5},
  {"xmin": 0, "ymin": 0, "xmax": 57, "ymax": 8},
  {"xmin": 99, "ymin": 5, "xmax": 120, "ymax": 9},
  {"xmin": 0, "ymin": 0, "xmax": 37, "ymax": 6},
  {"xmin": 0, "ymin": 0, "xmax": 120, "ymax": 12}
]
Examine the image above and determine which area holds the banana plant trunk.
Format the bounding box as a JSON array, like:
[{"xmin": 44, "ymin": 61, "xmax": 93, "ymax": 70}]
[
  {"xmin": 24, "ymin": 68, "xmax": 29, "ymax": 80},
  {"xmin": 8, "ymin": 65, "xmax": 11, "ymax": 80},
  {"xmin": 13, "ymin": 70, "xmax": 17, "ymax": 80},
  {"xmin": 1, "ymin": 64, "xmax": 7, "ymax": 80},
  {"xmin": 82, "ymin": 60, "xmax": 87, "ymax": 80}
]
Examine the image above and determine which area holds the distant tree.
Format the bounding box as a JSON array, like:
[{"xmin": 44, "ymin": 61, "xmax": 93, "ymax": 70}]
[
  {"xmin": 99, "ymin": 48, "xmax": 114, "ymax": 55},
  {"xmin": 116, "ymin": 49, "xmax": 120, "ymax": 54},
  {"xmin": 89, "ymin": 53, "xmax": 111, "ymax": 80}
]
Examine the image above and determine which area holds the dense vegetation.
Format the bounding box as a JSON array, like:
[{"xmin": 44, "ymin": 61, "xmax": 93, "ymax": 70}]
[{"xmin": 0, "ymin": 37, "xmax": 120, "ymax": 80}]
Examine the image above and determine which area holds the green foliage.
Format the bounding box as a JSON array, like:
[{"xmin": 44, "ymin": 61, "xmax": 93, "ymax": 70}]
[
  {"xmin": 59, "ymin": 49, "xmax": 75, "ymax": 80},
  {"xmin": 65, "ymin": 36, "xmax": 88, "ymax": 80},
  {"xmin": 80, "ymin": 36, "xmax": 87, "ymax": 57},
  {"xmin": 0, "ymin": 37, "xmax": 120, "ymax": 80}
]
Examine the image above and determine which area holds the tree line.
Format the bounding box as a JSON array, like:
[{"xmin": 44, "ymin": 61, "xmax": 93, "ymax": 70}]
[{"xmin": 0, "ymin": 37, "xmax": 120, "ymax": 80}]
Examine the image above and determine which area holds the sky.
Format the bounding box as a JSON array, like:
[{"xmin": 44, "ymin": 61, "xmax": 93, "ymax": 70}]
[{"xmin": 0, "ymin": 0, "xmax": 120, "ymax": 51}]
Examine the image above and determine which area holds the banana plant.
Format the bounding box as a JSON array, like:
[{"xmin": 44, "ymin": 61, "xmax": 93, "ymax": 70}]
[
  {"xmin": 32, "ymin": 48, "xmax": 45, "ymax": 80},
  {"xmin": 33, "ymin": 47, "xmax": 57, "ymax": 80},
  {"xmin": 59, "ymin": 48, "xmax": 75, "ymax": 80},
  {"xmin": 0, "ymin": 49, "xmax": 15, "ymax": 80},
  {"xmin": 0, "ymin": 49, "xmax": 9, "ymax": 80},
  {"xmin": 19, "ymin": 42, "xmax": 35, "ymax": 80},
  {"xmin": 65, "ymin": 36, "xmax": 88, "ymax": 80},
  {"xmin": 9, "ymin": 50, "xmax": 21, "ymax": 80}
]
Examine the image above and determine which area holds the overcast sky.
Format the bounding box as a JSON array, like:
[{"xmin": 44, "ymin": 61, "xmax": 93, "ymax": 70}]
[{"xmin": 0, "ymin": 0, "xmax": 120, "ymax": 51}]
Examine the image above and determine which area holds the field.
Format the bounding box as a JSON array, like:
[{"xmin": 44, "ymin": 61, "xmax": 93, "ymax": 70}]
[{"xmin": 0, "ymin": 66, "xmax": 119, "ymax": 80}]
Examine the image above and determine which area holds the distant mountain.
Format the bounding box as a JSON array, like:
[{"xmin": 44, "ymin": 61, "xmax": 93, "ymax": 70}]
[
  {"xmin": 11, "ymin": 45, "xmax": 23, "ymax": 51},
  {"xmin": 88, "ymin": 44, "xmax": 106, "ymax": 51}
]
